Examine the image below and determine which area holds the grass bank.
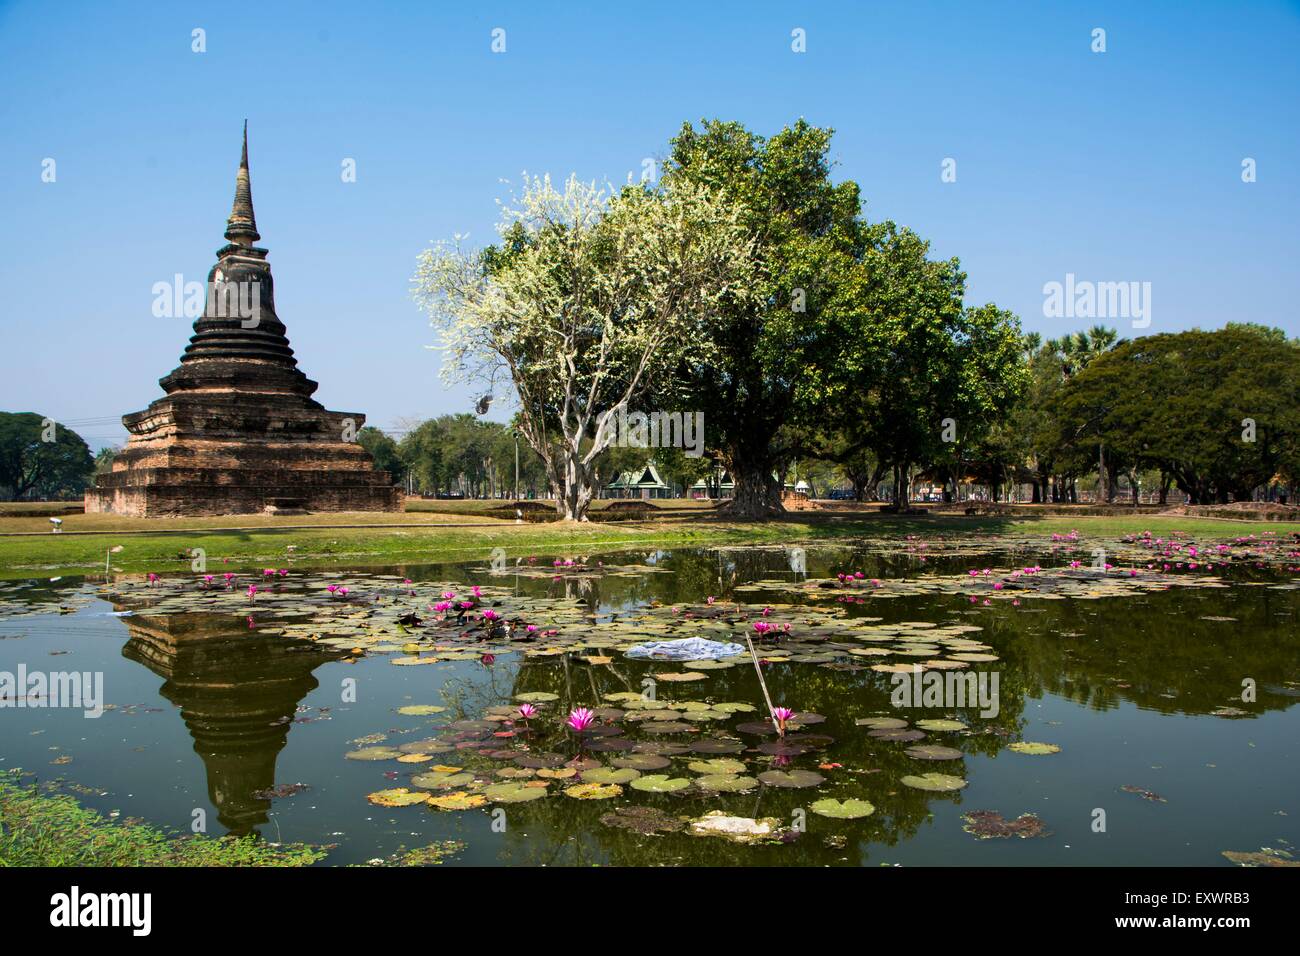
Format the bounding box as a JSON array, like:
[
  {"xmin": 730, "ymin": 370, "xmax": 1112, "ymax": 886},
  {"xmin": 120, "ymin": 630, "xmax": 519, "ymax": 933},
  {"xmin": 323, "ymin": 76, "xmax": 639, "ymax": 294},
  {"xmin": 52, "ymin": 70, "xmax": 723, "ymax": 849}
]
[
  {"xmin": 0, "ymin": 771, "xmax": 325, "ymax": 867},
  {"xmin": 0, "ymin": 509, "xmax": 1295, "ymax": 580}
]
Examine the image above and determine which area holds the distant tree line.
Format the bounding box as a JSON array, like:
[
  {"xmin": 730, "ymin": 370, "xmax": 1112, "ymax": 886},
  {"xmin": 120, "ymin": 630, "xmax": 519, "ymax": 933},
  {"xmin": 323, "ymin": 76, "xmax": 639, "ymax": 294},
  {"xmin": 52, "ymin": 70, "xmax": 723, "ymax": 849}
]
[{"xmin": 790, "ymin": 322, "xmax": 1299, "ymax": 506}]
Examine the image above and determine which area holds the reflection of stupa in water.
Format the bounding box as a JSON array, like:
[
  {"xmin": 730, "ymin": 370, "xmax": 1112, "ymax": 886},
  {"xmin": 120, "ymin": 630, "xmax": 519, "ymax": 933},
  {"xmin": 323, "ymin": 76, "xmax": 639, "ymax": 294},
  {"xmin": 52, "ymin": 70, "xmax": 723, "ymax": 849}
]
[{"xmin": 118, "ymin": 608, "xmax": 342, "ymax": 835}]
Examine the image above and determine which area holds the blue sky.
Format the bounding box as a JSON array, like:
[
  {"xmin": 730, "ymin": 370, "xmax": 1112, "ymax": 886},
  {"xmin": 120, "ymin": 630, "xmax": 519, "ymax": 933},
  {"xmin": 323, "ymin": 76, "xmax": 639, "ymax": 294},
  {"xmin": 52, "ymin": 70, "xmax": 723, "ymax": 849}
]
[{"xmin": 1, "ymin": 0, "xmax": 1297, "ymax": 450}]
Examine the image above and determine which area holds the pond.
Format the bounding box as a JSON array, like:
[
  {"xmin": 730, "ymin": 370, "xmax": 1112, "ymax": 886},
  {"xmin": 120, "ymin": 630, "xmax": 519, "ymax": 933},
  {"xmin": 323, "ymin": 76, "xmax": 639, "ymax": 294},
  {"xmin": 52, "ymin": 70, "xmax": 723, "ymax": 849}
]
[{"xmin": 1, "ymin": 536, "xmax": 1298, "ymax": 867}]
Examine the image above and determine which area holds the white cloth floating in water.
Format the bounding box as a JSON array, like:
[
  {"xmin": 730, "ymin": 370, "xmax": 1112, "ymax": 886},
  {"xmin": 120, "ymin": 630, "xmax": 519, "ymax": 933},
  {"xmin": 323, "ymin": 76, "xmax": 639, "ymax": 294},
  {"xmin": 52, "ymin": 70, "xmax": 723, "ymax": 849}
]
[{"xmin": 625, "ymin": 637, "xmax": 745, "ymax": 661}]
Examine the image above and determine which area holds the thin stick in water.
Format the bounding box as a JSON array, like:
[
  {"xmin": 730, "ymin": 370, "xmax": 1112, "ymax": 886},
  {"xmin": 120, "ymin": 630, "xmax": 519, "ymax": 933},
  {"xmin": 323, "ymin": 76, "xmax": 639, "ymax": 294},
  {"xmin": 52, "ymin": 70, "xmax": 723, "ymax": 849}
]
[{"xmin": 745, "ymin": 635, "xmax": 782, "ymax": 736}]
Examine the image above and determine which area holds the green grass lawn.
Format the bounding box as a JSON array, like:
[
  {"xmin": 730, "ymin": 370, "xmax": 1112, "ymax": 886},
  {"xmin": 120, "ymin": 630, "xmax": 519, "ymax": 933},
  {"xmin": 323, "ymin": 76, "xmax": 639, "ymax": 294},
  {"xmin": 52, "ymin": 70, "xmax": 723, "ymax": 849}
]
[
  {"xmin": 0, "ymin": 507, "xmax": 1295, "ymax": 579},
  {"xmin": 0, "ymin": 770, "xmax": 325, "ymax": 866}
]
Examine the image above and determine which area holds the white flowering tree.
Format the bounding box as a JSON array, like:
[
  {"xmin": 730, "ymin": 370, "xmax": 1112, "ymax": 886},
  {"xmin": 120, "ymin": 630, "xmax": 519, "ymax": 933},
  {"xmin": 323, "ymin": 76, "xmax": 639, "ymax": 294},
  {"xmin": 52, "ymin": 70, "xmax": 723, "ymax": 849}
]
[{"xmin": 413, "ymin": 174, "xmax": 756, "ymax": 521}]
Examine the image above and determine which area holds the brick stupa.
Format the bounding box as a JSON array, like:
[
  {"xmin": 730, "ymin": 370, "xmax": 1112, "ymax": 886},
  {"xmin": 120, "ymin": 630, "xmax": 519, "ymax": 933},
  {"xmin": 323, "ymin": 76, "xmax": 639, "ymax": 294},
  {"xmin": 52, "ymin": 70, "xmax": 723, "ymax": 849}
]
[{"xmin": 86, "ymin": 125, "xmax": 401, "ymax": 517}]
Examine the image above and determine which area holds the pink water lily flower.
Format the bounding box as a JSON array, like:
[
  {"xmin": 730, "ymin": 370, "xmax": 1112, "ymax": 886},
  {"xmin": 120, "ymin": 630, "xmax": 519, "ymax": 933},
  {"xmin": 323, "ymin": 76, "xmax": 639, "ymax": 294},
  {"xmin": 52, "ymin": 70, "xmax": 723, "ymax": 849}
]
[
  {"xmin": 771, "ymin": 706, "xmax": 795, "ymax": 734},
  {"xmin": 518, "ymin": 703, "xmax": 538, "ymax": 720},
  {"xmin": 247, "ymin": 585, "xmax": 258, "ymax": 601},
  {"xmin": 482, "ymin": 609, "xmax": 500, "ymax": 622},
  {"xmin": 566, "ymin": 707, "xmax": 595, "ymax": 733}
]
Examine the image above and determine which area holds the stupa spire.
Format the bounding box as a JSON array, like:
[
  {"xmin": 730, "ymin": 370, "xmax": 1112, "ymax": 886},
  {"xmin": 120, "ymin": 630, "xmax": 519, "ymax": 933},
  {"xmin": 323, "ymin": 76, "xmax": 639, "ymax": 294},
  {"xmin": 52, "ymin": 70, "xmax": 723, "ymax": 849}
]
[{"xmin": 224, "ymin": 120, "xmax": 261, "ymax": 244}]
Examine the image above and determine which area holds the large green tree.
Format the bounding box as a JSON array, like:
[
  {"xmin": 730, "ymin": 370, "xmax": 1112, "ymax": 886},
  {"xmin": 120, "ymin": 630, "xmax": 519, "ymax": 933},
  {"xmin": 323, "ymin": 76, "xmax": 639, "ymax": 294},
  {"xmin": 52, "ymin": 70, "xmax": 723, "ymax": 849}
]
[
  {"xmin": 414, "ymin": 173, "xmax": 756, "ymax": 520},
  {"xmin": 661, "ymin": 119, "xmax": 869, "ymax": 516},
  {"xmin": 816, "ymin": 225, "xmax": 1027, "ymax": 506},
  {"xmin": 357, "ymin": 427, "xmax": 402, "ymax": 482},
  {"xmin": 0, "ymin": 413, "xmax": 95, "ymax": 500},
  {"xmin": 1059, "ymin": 325, "xmax": 1300, "ymax": 503}
]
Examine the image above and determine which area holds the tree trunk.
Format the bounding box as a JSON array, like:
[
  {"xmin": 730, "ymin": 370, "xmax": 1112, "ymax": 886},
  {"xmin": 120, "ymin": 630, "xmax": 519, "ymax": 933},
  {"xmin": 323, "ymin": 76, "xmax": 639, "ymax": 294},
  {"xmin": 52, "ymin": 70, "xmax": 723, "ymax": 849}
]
[
  {"xmin": 726, "ymin": 460, "xmax": 784, "ymax": 517},
  {"xmin": 1098, "ymin": 442, "xmax": 1107, "ymax": 502},
  {"xmin": 551, "ymin": 450, "xmax": 595, "ymax": 521}
]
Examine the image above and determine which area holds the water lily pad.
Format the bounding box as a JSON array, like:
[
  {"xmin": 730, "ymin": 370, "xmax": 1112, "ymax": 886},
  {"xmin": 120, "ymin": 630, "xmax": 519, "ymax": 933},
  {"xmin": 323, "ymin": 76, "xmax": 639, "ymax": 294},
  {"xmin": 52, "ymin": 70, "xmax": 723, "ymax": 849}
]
[
  {"xmin": 914, "ymin": 719, "xmax": 966, "ymax": 732},
  {"xmin": 855, "ymin": 717, "xmax": 909, "ymax": 730},
  {"xmin": 654, "ymin": 671, "xmax": 708, "ymax": 682},
  {"xmin": 514, "ymin": 753, "xmax": 566, "ymax": 769},
  {"xmin": 688, "ymin": 758, "xmax": 747, "ymax": 775},
  {"xmin": 398, "ymin": 738, "xmax": 454, "ymax": 754},
  {"xmin": 514, "ymin": 691, "xmax": 559, "ymax": 703},
  {"xmin": 367, "ymin": 787, "xmax": 430, "ymax": 807},
  {"xmin": 687, "ymin": 739, "xmax": 745, "ymax": 754},
  {"xmin": 411, "ymin": 771, "xmax": 476, "ymax": 790},
  {"xmin": 868, "ymin": 728, "xmax": 927, "ymax": 742},
  {"xmin": 580, "ymin": 767, "xmax": 641, "ymax": 785},
  {"xmin": 1008, "ymin": 741, "xmax": 1060, "ymax": 755},
  {"xmin": 397, "ymin": 704, "xmax": 447, "ymax": 716},
  {"xmin": 428, "ymin": 791, "xmax": 489, "ymax": 811},
  {"xmin": 694, "ymin": 773, "xmax": 759, "ymax": 792},
  {"xmin": 630, "ymin": 774, "xmax": 692, "ymax": 793},
  {"xmin": 640, "ymin": 722, "xmax": 695, "ymax": 734},
  {"xmin": 611, "ymin": 753, "xmax": 671, "ymax": 770},
  {"xmin": 495, "ymin": 766, "xmax": 535, "ymax": 779},
  {"xmin": 485, "ymin": 782, "xmax": 548, "ymax": 803},
  {"xmin": 536, "ymin": 767, "xmax": 578, "ymax": 780},
  {"xmin": 810, "ymin": 798, "xmax": 875, "ymax": 819},
  {"xmin": 564, "ymin": 782, "xmax": 624, "ymax": 800},
  {"xmin": 904, "ymin": 745, "xmax": 964, "ymax": 760},
  {"xmin": 346, "ymin": 746, "xmax": 404, "ymax": 761},
  {"xmin": 758, "ymin": 769, "xmax": 825, "ymax": 788},
  {"xmin": 901, "ymin": 772, "xmax": 967, "ymax": 792}
]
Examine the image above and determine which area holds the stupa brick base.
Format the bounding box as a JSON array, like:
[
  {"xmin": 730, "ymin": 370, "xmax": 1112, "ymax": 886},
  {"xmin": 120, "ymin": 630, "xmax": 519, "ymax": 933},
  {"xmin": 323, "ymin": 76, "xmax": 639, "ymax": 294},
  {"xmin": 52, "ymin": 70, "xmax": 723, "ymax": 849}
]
[{"xmin": 86, "ymin": 124, "xmax": 401, "ymax": 517}]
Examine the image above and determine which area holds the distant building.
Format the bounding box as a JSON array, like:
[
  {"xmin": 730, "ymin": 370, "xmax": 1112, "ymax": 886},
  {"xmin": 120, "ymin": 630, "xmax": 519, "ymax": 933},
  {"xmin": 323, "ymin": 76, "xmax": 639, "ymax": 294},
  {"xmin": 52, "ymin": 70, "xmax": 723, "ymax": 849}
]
[
  {"xmin": 606, "ymin": 462, "xmax": 672, "ymax": 499},
  {"xmin": 690, "ymin": 471, "xmax": 734, "ymax": 499}
]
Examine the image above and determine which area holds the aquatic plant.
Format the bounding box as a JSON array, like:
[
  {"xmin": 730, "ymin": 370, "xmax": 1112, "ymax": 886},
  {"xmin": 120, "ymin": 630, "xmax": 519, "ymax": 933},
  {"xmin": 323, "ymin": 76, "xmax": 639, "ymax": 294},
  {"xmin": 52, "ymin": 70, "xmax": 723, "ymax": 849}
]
[
  {"xmin": 771, "ymin": 706, "xmax": 795, "ymax": 734},
  {"xmin": 566, "ymin": 707, "xmax": 595, "ymax": 733}
]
